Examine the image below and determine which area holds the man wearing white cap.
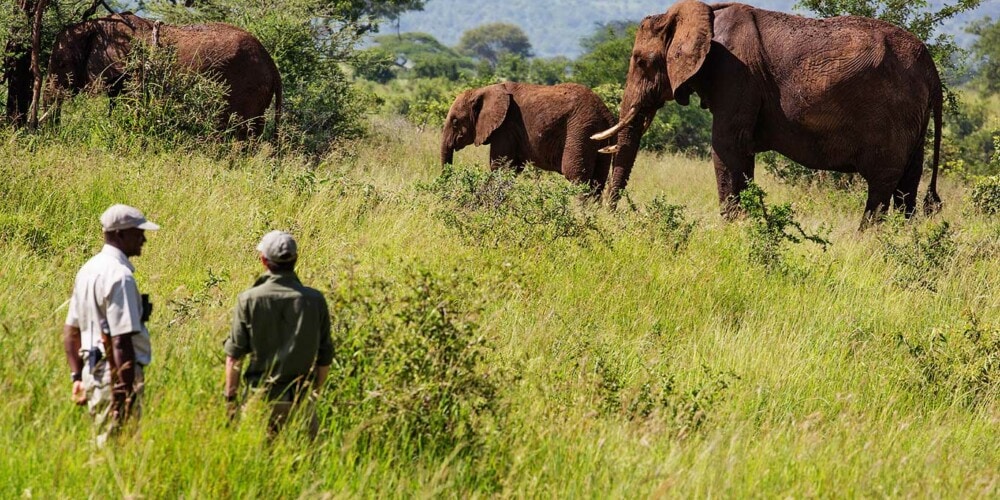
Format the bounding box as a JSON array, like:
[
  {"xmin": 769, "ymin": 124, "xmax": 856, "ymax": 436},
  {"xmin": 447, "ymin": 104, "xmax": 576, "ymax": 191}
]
[
  {"xmin": 63, "ymin": 204, "xmax": 159, "ymax": 446},
  {"xmin": 223, "ymin": 230, "xmax": 333, "ymax": 437}
]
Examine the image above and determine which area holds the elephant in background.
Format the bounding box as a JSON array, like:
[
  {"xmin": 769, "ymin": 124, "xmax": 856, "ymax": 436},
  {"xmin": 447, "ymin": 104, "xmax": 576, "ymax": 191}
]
[
  {"xmin": 595, "ymin": 0, "xmax": 942, "ymax": 224},
  {"xmin": 442, "ymin": 82, "xmax": 617, "ymax": 198},
  {"xmin": 45, "ymin": 12, "xmax": 282, "ymax": 137}
]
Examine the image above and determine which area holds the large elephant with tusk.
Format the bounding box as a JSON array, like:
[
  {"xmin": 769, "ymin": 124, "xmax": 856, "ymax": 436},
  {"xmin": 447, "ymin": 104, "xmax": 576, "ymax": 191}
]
[{"xmin": 593, "ymin": 0, "xmax": 943, "ymax": 225}]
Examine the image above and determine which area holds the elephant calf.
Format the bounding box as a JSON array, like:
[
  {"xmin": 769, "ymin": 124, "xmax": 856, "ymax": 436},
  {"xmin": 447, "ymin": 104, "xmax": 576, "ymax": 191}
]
[{"xmin": 441, "ymin": 82, "xmax": 617, "ymax": 199}]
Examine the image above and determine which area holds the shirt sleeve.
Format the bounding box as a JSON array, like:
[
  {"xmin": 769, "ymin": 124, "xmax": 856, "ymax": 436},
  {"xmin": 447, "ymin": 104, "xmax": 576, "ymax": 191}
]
[
  {"xmin": 106, "ymin": 275, "xmax": 142, "ymax": 336},
  {"xmin": 224, "ymin": 297, "xmax": 252, "ymax": 359},
  {"xmin": 315, "ymin": 296, "xmax": 334, "ymax": 367},
  {"xmin": 65, "ymin": 293, "xmax": 79, "ymax": 328}
]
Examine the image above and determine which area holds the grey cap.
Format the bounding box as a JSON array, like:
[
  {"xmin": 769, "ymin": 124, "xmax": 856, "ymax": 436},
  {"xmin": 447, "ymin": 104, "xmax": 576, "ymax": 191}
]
[
  {"xmin": 100, "ymin": 204, "xmax": 161, "ymax": 232},
  {"xmin": 256, "ymin": 230, "xmax": 298, "ymax": 263}
]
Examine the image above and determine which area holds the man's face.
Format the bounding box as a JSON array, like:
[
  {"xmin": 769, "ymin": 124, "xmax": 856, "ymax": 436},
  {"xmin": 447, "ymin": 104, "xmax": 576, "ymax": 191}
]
[{"xmin": 116, "ymin": 228, "xmax": 147, "ymax": 257}]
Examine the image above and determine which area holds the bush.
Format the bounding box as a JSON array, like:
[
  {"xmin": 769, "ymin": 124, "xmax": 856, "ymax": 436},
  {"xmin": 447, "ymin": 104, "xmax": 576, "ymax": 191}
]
[
  {"xmin": 326, "ymin": 266, "xmax": 502, "ymax": 455},
  {"xmin": 879, "ymin": 220, "xmax": 957, "ymax": 292},
  {"xmin": 627, "ymin": 196, "xmax": 696, "ymax": 254},
  {"xmin": 739, "ymin": 183, "xmax": 830, "ymax": 271},
  {"xmin": 419, "ymin": 164, "xmax": 601, "ymax": 248},
  {"xmin": 970, "ymin": 174, "xmax": 1000, "ymax": 215},
  {"xmin": 897, "ymin": 311, "xmax": 1000, "ymax": 409}
]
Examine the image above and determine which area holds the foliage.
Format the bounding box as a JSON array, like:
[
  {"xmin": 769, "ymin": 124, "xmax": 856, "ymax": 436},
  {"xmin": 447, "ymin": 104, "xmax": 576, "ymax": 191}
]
[
  {"xmin": 419, "ymin": 163, "xmax": 601, "ymax": 248},
  {"xmin": 897, "ymin": 311, "xmax": 1000, "ymax": 408},
  {"xmin": 942, "ymin": 95, "xmax": 999, "ymax": 176},
  {"xmin": 596, "ymin": 355, "xmax": 738, "ymax": 440},
  {"xmin": 572, "ymin": 23, "xmax": 634, "ymax": 88},
  {"xmin": 879, "ymin": 220, "xmax": 957, "ymax": 292},
  {"xmin": 356, "ymin": 32, "xmax": 475, "ymax": 82},
  {"xmin": 968, "ymin": 16, "xmax": 1000, "ymax": 94},
  {"xmin": 626, "ymin": 196, "xmax": 696, "ymax": 254},
  {"xmin": 327, "ymin": 265, "xmax": 503, "ymax": 455},
  {"xmin": 739, "ymin": 182, "xmax": 831, "ymax": 270},
  {"xmin": 492, "ymin": 53, "xmax": 570, "ymax": 84},
  {"xmin": 970, "ymin": 172, "xmax": 1000, "ymax": 215},
  {"xmin": 457, "ymin": 22, "xmax": 532, "ymax": 66}
]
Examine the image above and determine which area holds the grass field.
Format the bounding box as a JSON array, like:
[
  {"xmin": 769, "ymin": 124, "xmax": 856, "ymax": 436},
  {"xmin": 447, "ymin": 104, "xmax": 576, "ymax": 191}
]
[{"xmin": 1, "ymin": 113, "xmax": 997, "ymax": 497}]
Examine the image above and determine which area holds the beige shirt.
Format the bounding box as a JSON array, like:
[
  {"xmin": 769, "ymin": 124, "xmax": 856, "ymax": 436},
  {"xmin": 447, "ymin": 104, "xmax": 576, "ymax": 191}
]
[{"xmin": 66, "ymin": 244, "xmax": 151, "ymax": 365}]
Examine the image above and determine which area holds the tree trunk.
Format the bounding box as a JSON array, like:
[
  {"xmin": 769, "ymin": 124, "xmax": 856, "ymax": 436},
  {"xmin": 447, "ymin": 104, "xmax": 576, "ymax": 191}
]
[
  {"xmin": 27, "ymin": 0, "xmax": 50, "ymax": 129},
  {"xmin": 3, "ymin": 0, "xmax": 34, "ymax": 126}
]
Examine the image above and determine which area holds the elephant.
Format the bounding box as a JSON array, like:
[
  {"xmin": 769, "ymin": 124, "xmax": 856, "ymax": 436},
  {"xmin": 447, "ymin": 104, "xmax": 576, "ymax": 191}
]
[
  {"xmin": 45, "ymin": 12, "xmax": 282, "ymax": 137},
  {"xmin": 593, "ymin": 0, "xmax": 942, "ymax": 224},
  {"xmin": 441, "ymin": 82, "xmax": 617, "ymax": 198}
]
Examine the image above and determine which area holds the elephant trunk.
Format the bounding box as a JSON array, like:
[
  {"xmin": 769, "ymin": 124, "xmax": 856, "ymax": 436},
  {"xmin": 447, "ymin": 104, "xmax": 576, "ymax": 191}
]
[
  {"xmin": 440, "ymin": 139, "xmax": 454, "ymax": 165},
  {"xmin": 607, "ymin": 118, "xmax": 644, "ymax": 207}
]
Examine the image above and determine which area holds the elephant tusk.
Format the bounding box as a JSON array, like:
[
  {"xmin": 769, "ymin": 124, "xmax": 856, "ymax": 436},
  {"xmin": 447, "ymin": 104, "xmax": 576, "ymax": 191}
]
[
  {"xmin": 591, "ymin": 106, "xmax": 638, "ymax": 141},
  {"xmin": 598, "ymin": 145, "xmax": 620, "ymax": 154}
]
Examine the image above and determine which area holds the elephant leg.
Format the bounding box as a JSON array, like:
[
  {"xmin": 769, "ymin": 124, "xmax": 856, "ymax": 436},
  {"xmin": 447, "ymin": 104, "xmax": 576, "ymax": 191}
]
[
  {"xmin": 861, "ymin": 182, "xmax": 895, "ymax": 228},
  {"xmin": 561, "ymin": 137, "xmax": 604, "ymax": 200},
  {"xmin": 711, "ymin": 145, "xmax": 755, "ymax": 220},
  {"xmin": 489, "ymin": 135, "xmax": 522, "ymax": 172},
  {"xmin": 892, "ymin": 144, "xmax": 925, "ymax": 218},
  {"xmin": 590, "ymin": 152, "xmax": 612, "ymax": 202}
]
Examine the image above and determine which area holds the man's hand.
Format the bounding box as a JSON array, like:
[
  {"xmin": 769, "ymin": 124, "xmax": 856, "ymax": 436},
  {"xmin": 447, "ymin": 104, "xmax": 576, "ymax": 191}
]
[{"xmin": 72, "ymin": 380, "xmax": 86, "ymax": 405}]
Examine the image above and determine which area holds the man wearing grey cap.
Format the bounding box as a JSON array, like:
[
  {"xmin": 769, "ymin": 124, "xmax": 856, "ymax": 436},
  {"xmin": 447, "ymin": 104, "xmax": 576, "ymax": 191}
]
[
  {"xmin": 223, "ymin": 230, "xmax": 333, "ymax": 437},
  {"xmin": 63, "ymin": 204, "xmax": 159, "ymax": 446}
]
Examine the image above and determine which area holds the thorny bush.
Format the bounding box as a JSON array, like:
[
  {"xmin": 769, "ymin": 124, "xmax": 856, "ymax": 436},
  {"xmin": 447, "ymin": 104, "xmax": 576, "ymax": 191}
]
[
  {"xmin": 325, "ymin": 265, "xmax": 503, "ymax": 456},
  {"xmin": 739, "ymin": 182, "xmax": 830, "ymax": 271},
  {"xmin": 879, "ymin": 220, "xmax": 957, "ymax": 292},
  {"xmin": 419, "ymin": 164, "xmax": 601, "ymax": 248}
]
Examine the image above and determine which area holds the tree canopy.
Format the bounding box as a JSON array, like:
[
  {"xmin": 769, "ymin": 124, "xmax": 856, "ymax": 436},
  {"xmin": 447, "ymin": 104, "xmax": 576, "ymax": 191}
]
[
  {"xmin": 457, "ymin": 22, "xmax": 532, "ymax": 66},
  {"xmin": 969, "ymin": 16, "xmax": 1000, "ymax": 93}
]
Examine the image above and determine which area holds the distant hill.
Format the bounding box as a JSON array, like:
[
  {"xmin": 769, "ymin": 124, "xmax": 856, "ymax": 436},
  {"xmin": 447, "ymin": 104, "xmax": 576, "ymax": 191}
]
[{"xmin": 395, "ymin": 0, "xmax": 1000, "ymax": 58}]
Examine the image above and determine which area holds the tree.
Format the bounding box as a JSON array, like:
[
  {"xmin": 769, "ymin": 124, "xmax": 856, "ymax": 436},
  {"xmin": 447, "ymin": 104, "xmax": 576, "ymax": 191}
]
[
  {"xmin": 358, "ymin": 31, "xmax": 473, "ymax": 81},
  {"xmin": 571, "ymin": 22, "xmax": 635, "ymax": 88},
  {"xmin": 457, "ymin": 22, "xmax": 532, "ymax": 67},
  {"xmin": 969, "ymin": 16, "xmax": 1000, "ymax": 94}
]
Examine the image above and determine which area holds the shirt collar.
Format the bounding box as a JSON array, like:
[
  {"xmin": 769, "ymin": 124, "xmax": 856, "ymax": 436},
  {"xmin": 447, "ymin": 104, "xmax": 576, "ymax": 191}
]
[
  {"xmin": 100, "ymin": 244, "xmax": 135, "ymax": 271},
  {"xmin": 254, "ymin": 270, "xmax": 301, "ymax": 287}
]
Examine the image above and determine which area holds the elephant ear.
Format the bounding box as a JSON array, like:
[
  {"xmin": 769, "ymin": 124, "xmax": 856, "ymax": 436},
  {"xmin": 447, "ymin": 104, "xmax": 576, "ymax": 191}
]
[
  {"xmin": 474, "ymin": 88, "xmax": 510, "ymax": 146},
  {"xmin": 666, "ymin": 0, "xmax": 713, "ymax": 95}
]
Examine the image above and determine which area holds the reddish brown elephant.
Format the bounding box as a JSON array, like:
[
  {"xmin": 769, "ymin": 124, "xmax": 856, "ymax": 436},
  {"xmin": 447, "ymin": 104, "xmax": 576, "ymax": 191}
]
[
  {"xmin": 594, "ymin": 0, "xmax": 942, "ymax": 224},
  {"xmin": 45, "ymin": 13, "xmax": 281, "ymax": 137},
  {"xmin": 442, "ymin": 82, "xmax": 617, "ymax": 198}
]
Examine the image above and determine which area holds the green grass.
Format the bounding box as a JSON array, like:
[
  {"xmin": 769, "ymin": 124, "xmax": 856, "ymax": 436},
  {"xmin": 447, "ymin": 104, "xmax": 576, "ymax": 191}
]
[{"xmin": 1, "ymin": 114, "xmax": 998, "ymax": 497}]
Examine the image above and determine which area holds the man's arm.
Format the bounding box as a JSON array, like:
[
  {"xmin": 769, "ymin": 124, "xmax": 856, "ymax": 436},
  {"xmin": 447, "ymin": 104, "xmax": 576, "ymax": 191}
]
[
  {"xmin": 313, "ymin": 364, "xmax": 329, "ymax": 391},
  {"xmin": 63, "ymin": 324, "xmax": 86, "ymax": 405},
  {"xmin": 224, "ymin": 356, "xmax": 242, "ymax": 399}
]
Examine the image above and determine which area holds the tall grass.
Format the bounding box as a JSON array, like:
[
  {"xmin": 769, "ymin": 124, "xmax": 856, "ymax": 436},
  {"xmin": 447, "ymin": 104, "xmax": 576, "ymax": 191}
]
[{"xmin": 0, "ymin": 111, "xmax": 997, "ymax": 497}]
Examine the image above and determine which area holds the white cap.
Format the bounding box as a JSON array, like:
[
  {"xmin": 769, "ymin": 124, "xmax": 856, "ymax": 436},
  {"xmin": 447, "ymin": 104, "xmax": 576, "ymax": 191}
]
[
  {"xmin": 256, "ymin": 230, "xmax": 297, "ymax": 263},
  {"xmin": 100, "ymin": 204, "xmax": 160, "ymax": 232}
]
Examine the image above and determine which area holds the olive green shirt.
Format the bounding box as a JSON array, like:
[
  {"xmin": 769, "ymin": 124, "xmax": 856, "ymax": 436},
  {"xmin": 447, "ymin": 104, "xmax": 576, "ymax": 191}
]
[{"xmin": 224, "ymin": 271, "xmax": 333, "ymax": 395}]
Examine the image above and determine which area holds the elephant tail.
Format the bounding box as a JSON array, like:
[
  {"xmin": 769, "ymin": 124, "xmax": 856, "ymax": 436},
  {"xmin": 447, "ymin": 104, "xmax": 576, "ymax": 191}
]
[{"xmin": 924, "ymin": 79, "xmax": 942, "ymax": 215}]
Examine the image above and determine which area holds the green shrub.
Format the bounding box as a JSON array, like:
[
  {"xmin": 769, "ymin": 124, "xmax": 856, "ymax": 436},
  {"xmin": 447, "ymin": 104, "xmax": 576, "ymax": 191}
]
[
  {"xmin": 970, "ymin": 174, "xmax": 1000, "ymax": 215},
  {"xmin": 627, "ymin": 196, "xmax": 695, "ymax": 253},
  {"xmin": 419, "ymin": 164, "xmax": 601, "ymax": 248},
  {"xmin": 879, "ymin": 220, "xmax": 957, "ymax": 292},
  {"xmin": 326, "ymin": 266, "xmax": 502, "ymax": 456},
  {"xmin": 897, "ymin": 311, "xmax": 1000, "ymax": 408},
  {"xmin": 739, "ymin": 182, "xmax": 830, "ymax": 270}
]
